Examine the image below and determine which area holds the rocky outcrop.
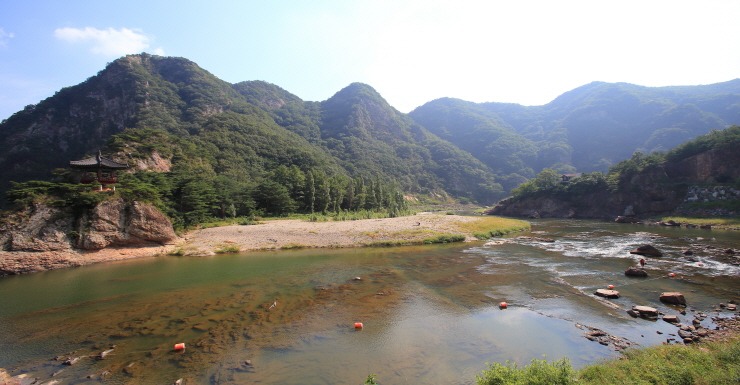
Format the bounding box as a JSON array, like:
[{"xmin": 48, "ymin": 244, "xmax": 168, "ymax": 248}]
[
  {"xmin": 486, "ymin": 147, "xmax": 740, "ymax": 219},
  {"xmin": 78, "ymin": 199, "xmax": 177, "ymax": 249},
  {"xmin": 0, "ymin": 198, "xmax": 177, "ymax": 276}
]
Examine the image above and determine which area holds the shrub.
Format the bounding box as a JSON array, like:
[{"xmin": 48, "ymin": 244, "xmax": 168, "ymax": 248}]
[{"xmin": 476, "ymin": 357, "xmax": 575, "ymax": 385}]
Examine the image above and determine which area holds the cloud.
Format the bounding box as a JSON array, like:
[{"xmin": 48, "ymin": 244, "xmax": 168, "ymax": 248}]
[
  {"xmin": 54, "ymin": 27, "xmax": 163, "ymax": 57},
  {"xmin": 0, "ymin": 28, "xmax": 14, "ymax": 47}
]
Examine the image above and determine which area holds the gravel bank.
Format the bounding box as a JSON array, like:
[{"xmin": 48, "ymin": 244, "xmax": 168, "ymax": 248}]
[{"xmin": 177, "ymin": 213, "xmax": 485, "ymax": 256}]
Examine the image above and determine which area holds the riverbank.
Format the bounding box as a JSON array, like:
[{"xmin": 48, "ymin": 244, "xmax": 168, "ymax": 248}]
[
  {"xmin": 0, "ymin": 213, "xmax": 529, "ymax": 276},
  {"xmin": 174, "ymin": 213, "xmax": 528, "ymax": 256}
]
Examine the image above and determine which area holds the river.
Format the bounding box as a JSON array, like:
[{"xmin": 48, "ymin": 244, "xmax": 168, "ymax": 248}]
[{"xmin": 1, "ymin": 219, "xmax": 739, "ymax": 384}]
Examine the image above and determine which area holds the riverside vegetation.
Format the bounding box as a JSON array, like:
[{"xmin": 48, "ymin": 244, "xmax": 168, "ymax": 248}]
[{"xmin": 475, "ymin": 335, "xmax": 740, "ymax": 384}]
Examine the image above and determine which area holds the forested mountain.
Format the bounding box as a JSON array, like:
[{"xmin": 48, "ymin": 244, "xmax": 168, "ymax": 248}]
[
  {"xmin": 410, "ymin": 80, "xmax": 740, "ymax": 179},
  {"xmin": 1, "ymin": 53, "xmax": 738, "ymax": 218},
  {"xmin": 0, "ymin": 54, "xmax": 503, "ymax": 220}
]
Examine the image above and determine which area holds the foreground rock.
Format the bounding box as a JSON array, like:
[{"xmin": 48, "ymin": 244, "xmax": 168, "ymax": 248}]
[{"xmin": 0, "ymin": 198, "xmax": 178, "ymax": 276}]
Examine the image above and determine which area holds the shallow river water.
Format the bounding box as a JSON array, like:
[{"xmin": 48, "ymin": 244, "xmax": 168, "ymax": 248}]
[{"xmin": 1, "ymin": 219, "xmax": 739, "ymax": 385}]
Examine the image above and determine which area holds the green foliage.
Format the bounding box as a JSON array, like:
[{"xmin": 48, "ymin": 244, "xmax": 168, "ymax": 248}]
[
  {"xmin": 423, "ymin": 234, "xmax": 466, "ymax": 244},
  {"xmin": 364, "ymin": 374, "xmax": 377, "ymax": 385},
  {"xmin": 476, "ymin": 357, "xmax": 575, "ymax": 385}
]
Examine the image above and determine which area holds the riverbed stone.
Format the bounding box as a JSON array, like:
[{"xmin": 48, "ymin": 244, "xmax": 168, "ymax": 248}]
[
  {"xmin": 594, "ymin": 289, "xmax": 620, "ymax": 299},
  {"xmin": 660, "ymin": 292, "xmax": 687, "ymax": 306},
  {"xmin": 630, "ymin": 244, "xmax": 663, "ymax": 257},
  {"xmin": 662, "ymin": 315, "xmax": 680, "ymax": 324},
  {"xmin": 625, "ymin": 266, "xmax": 648, "ymax": 277},
  {"xmin": 632, "ymin": 305, "xmax": 659, "ymax": 319}
]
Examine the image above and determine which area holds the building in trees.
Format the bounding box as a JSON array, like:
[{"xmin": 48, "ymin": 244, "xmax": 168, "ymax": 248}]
[{"xmin": 69, "ymin": 151, "xmax": 129, "ymax": 189}]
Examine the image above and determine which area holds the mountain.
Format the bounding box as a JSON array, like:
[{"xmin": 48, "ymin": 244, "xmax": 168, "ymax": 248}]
[
  {"xmin": 0, "ymin": 54, "xmax": 504, "ymax": 215},
  {"xmin": 409, "ymin": 80, "xmax": 740, "ymax": 179},
  {"xmin": 2, "ymin": 53, "xmax": 738, "ymax": 215}
]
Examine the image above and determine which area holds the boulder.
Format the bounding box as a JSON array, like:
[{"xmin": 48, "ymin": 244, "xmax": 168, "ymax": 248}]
[
  {"xmin": 728, "ymin": 304, "xmax": 737, "ymax": 311},
  {"xmin": 615, "ymin": 216, "xmax": 640, "ymax": 224},
  {"xmin": 594, "ymin": 289, "xmax": 621, "ymax": 299},
  {"xmin": 625, "ymin": 266, "xmax": 648, "ymax": 277},
  {"xmin": 632, "ymin": 305, "xmax": 659, "ymax": 319},
  {"xmin": 662, "ymin": 315, "xmax": 681, "ymax": 324},
  {"xmin": 682, "ymin": 249, "xmax": 694, "ymax": 255},
  {"xmin": 659, "ymin": 292, "xmax": 687, "ymax": 306},
  {"xmin": 630, "ymin": 244, "xmax": 663, "ymax": 257}
]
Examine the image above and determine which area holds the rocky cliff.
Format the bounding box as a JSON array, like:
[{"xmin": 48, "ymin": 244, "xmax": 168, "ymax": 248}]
[
  {"xmin": 487, "ymin": 147, "xmax": 740, "ymax": 219},
  {"xmin": 0, "ymin": 198, "xmax": 178, "ymax": 276}
]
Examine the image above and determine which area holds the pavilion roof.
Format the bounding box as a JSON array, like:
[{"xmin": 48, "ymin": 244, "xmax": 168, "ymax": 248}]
[{"xmin": 69, "ymin": 151, "xmax": 129, "ymax": 169}]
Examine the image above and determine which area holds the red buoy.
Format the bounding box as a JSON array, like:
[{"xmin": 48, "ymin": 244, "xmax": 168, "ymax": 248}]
[
  {"xmin": 354, "ymin": 322, "xmax": 363, "ymax": 329},
  {"xmin": 607, "ymin": 285, "xmax": 615, "ymax": 289},
  {"xmin": 698, "ymin": 263, "xmax": 703, "ymax": 266},
  {"xmin": 174, "ymin": 343, "xmax": 186, "ymax": 350},
  {"xmin": 499, "ymin": 302, "xmax": 508, "ymax": 309},
  {"xmin": 668, "ymin": 273, "xmax": 675, "ymax": 277}
]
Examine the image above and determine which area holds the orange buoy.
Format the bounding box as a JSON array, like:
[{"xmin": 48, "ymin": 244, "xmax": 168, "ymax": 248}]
[
  {"xmin": 607, "ymin": 285, "xmax": 615, "ymax": 289},
  {"xmin": 174, "ymin": 343, "xmax": 186, "ymax": 350},
  {"xmin": 499, "ymin": 302, "xmax": 508, "ymax": 309},
  {"xmin": 354, "ymin": 322, "xmax": 363, "ymax": 329},
  {"xmin": 668, "ymin": 273, "xmax": 675, "ymax": 277}
]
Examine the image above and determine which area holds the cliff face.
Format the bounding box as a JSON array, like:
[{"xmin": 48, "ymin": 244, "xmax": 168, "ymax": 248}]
[
  {"xmin": 488, "ymin": 148, "xmax": 739, "ymax": 219},
  {"xmin": 0, "ymin": 198, "xmax": 177, "ymax": 276},
  {"xmin": 490, "ymin": 167, "xmax": 684, "ymax": 219}
]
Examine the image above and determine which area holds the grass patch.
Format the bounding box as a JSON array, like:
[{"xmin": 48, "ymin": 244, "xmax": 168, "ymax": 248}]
[
  {"xmin": 214, "ymin": 244, "xmax": 241, "ymax": 254},
  {"xmin": 658, "ymin": 216, "xmax": 740, "ymax": 227},
  {"xmin": 281, "ymin": 243, "xmax": 309, "ymax": 250},
  {"xmin": 477, "ymin": 357, "xmax": 574, "ymax": 385},
  {"xmin": 423, "ymin": 234, "xmax": 466, "ymax": 244},
  {"xmin": 168, "ymin": 248, "xmax": 185, "ymax": 256},
  {"xmin": 455, "ymin": 216, "xmax": 531, "ymax": 240},
  {"xmin": 475, "ymin": 337, "xmax": 740, "ymax": 385}
]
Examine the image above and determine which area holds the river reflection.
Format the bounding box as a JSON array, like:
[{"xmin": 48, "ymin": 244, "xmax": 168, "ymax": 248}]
[{"xmin": 1, "ymin": 219, "xmax": 739, "ymax": 385}]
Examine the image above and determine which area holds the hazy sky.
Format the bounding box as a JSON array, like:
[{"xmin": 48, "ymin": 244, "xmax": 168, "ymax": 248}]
[{"xmin": 1, "ymin": 0, "xmax": 739, "ymax": 120}]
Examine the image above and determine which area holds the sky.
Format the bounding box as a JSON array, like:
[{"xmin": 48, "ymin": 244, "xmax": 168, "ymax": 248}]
[{"xmin": 1, "ymin": 0, "xmax": 739, "ymax": 121}]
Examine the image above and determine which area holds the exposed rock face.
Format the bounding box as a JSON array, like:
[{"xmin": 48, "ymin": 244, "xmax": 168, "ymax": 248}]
[
  {"xmin": 487, "ymin": 147, "xmax": 740, "ymax": 219},
  {"xmin": 0, "ymin": 198, "xmax": 177, "ymax": 276},
  {"xmin": 79, "ymin": 199, "xmax": 177, "ymax": 249}
]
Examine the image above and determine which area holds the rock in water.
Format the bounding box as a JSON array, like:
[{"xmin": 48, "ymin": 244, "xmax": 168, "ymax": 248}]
[
  {"xmin": 662, "ymin": 315, "xmax": 681, "ymax": 324},
  {"xmin": 630, "ymin": 244, "xmax": 663, "ymax": 257},
  {"xmin": 625, "ymin": 266, "xmax": 648, "ymax": 277},
  {"xmin": 594, "ymin": 289, "xmax": 621, "ymax": 298},
  {"xmin": 631, "ymin": 305, "xmax": 659, "ymax": 319},
  {"xmin": 660, "ymin": 292, "xmax": 687, "ymax": 306}
]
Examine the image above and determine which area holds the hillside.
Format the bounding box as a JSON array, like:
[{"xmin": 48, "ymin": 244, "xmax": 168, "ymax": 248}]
[
  {"xmin": 409, "ymin": 80, "xmax": 740, "ymax": 178},
  {"xmin": 1, "ymin": 53, "xmax": 738, "ymax": 216},
  {"xmin": 0, "ymin": 54, "xmax": 504, "ymax": 222},
  {"xmin": 487, "ymin": 126, "xmax": 740, "ymax": 219}
]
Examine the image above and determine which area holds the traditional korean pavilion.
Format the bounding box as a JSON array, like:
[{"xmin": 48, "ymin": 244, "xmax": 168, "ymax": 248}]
[{"xmin": 69, "ymin": 151, "xmax": 128, "ymax": 186}]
